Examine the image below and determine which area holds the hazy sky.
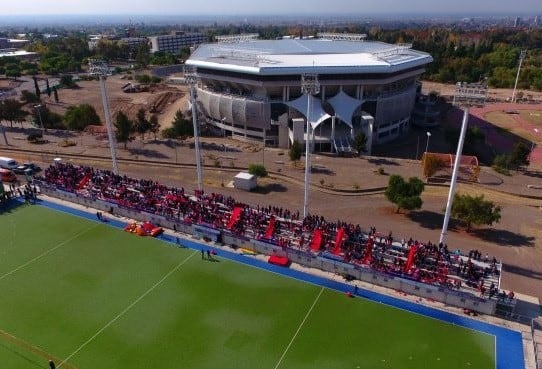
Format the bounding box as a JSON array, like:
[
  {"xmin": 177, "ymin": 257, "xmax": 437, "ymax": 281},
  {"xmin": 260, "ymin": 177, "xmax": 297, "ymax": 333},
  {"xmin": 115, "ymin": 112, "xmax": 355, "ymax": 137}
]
[{"xmin": 2, "ymin": 0, "xmax": 541, "ymax": 16}]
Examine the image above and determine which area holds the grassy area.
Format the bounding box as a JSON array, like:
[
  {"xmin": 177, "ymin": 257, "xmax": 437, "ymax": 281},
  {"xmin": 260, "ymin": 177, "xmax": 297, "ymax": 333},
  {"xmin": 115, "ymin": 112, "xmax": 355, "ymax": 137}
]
[
  {"xmin": 0, "ymin": 205, "xmax": 495, "ymax": 369},
  {"xmin": 519, "ymin": 110, "xmax": 542, "ymax": 127}
]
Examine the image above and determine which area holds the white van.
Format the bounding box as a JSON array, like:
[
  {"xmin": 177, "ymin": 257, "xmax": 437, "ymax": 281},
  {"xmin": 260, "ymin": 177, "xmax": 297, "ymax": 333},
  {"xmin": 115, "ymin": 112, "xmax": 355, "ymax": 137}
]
[{"xmin": 0, "ymin": 156, "xmax": 19, "ymax": 170}]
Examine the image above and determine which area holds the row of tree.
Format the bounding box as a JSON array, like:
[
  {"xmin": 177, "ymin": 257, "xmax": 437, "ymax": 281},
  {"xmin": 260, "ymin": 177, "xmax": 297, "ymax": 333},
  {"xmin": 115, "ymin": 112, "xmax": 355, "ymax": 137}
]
[
  {"xmin": 8, "ymin": 25, "xmax": 541, "ymax": 90},
  {"xmin": 385, "ymin": 174, "xmax": 501, "ymax": 231},
  {"xmin": 114, "ymin": 109, "xmax": 160, "ymax": 148}
]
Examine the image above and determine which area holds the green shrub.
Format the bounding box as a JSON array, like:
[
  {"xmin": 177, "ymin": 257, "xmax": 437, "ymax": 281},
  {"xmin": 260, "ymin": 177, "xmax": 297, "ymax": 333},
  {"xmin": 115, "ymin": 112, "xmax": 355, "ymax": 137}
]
[
  {"xmin": 248, "ymin": 164, "xmax": 268, "ymax": 177},
  {"xmin": 27, "ymin": 132, "xmax": 44, "ymax": 144}
]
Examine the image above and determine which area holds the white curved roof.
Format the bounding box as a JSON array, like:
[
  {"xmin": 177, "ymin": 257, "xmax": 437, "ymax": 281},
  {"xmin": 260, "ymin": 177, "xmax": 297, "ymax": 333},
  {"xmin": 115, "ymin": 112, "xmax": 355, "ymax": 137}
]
[
  {"xmin": 327, "ymin": 91, "xmax": 363, "ymax": 128},
  {"xmin": 187, "ymin": 39, "xmax": 432, "ymax": 76},
  {"xmin": 285, "ymin": 95, "xmax": 331, "ymax": 129}
]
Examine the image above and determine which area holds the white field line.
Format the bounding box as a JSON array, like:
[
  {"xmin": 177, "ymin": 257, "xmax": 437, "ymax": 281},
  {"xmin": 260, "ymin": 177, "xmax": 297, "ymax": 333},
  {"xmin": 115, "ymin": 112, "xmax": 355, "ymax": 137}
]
[
  {"xmin": 58, "ymin": 250, "xmax": 198, "ymax": 368},
  {"xmin": 273, "ymin": 287, "xmax": 324, "ymax": 369},
  {"xmin": 0, "ymin": 224, "xmax": 100, "ymax": 281}
]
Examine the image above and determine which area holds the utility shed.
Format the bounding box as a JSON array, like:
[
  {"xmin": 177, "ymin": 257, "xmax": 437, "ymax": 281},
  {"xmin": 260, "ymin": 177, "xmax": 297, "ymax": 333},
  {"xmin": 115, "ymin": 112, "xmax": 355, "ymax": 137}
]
[{"xmin": 233, "ymin": 172, "xmax": 257, "ymax": 191}]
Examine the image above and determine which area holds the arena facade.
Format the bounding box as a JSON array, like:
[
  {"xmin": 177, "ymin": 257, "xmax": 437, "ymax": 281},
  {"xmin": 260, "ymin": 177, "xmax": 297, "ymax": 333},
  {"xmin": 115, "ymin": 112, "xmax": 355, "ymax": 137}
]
[{"xmin": 186, "ymin": 35, "xmax": 433, "ymax": 153}]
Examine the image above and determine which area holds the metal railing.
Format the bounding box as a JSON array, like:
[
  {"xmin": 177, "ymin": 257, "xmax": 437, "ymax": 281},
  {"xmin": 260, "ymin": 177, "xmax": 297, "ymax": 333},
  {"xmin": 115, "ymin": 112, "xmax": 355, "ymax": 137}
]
[{"xmin": 533, "ymin": 319, "xmax": 542, "ymax": 369}]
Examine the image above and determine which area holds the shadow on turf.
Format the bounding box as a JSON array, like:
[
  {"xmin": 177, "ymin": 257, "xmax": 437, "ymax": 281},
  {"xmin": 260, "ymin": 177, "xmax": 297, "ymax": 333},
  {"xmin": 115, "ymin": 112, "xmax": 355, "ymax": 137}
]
[{"xmin": 0, "ymin": 342, "xmax": 43, "ymax": 369}]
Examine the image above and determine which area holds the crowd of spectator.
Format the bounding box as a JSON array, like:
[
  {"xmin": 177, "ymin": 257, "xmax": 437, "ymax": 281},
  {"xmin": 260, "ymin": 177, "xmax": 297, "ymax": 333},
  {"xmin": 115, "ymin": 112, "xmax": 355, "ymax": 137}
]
[{"xmin": 37, "ymin": 162, "xmax": 507, "ymax": 301}]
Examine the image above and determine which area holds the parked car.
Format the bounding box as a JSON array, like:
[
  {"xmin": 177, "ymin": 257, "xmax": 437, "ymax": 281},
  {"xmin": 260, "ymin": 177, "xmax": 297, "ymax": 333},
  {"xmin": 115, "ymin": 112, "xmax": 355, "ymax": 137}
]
[
  {"xmin": 13, "ymin": 162, "xmax": 41, "ymax": 175},
  {"xmin": 23, "ymin": 162, "xmax": 41, "ymax": 173}
]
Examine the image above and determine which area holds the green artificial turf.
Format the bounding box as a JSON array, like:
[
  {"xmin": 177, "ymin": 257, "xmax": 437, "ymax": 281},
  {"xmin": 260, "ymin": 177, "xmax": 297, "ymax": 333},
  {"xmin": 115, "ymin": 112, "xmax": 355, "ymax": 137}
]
[{"xmin": 0, "ymin": 205, "xmax": 495, "ymax": 369}]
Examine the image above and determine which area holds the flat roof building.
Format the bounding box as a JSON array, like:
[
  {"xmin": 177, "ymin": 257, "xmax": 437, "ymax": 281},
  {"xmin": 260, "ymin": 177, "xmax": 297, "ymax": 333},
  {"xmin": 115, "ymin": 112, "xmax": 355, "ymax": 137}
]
[{"xmin": 149, "ymin": 32, "xmax": 206, "ymax": 54}]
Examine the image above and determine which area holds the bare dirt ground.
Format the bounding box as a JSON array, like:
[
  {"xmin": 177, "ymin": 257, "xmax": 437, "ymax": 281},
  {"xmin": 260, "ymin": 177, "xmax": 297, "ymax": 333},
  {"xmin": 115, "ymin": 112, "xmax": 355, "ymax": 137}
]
[
  {"xmin": 37, "ymin": 74, "xmax": 188, "ymax": 130},
  {"xmin": 2, "ymin": 80, "xmax": 542, "ymax": 303},
  {"xmin": 422, "ymin": 81, "xmax": 542, "ymax": 103}
]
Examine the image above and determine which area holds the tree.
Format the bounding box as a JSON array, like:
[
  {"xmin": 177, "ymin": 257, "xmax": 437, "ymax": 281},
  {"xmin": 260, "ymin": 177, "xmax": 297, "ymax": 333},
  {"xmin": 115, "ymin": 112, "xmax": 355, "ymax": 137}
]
[
  {"xmin": 161, "ymin": 110, "xmax": 193, "ymax": 139},
  {"xmin": 63, "ymin": 104, "xmax": 100, "ymax": 131},
  {"xmin": 0, "ymin": 99, "xmax": 26, "ymax": 128},
  {"xmin": 248, "ymin": 164, "xmax": 268, "ymax": 177},
  {"xmin": 20, "ymin": 90, "xmax": 41, "ymax": 104},
  {"xmin": 385, "ymin": 174, "xmax": 425, "ymax": 213},
  {"xmin": 352, "ymin": 132, "xmax": 367, "ymax": 156},
  {"xmin": 60, "ymin": 75, "xmax": 76, "ymax": 88},
  {"xmin": 451, "ymin": 193, "xmax": 501, "ymax": 231},
  {"xmin": 114, "ymin": 111, "xmax": 134, "ymax": 149},
  {"xmin": 289, "ymin": 139, "xmax": 302, "ymax": 165},
  {"xmin": 149, "ymin": 114, "xmax": 160, "ymax": 140},
  {"xmin": 134, "ymin": 108, "xmax": 150, "ymax": 139},
  {"xmin": 32, "ymin": 105, "xmax": 64, "ymax": 130},
  {"xmin": 5, "ymin": 64, "xmax": 21, "ymax": 80},
  {"xmin": 510, "ymin": 141, "xmax": 531, "ymax": 169},
  {"xmin": 423, "ymin": 154, "xmax": 446, "ymax": 178},
  {"xmin": 33, "ymin": 76, "xmax": 41, "ymax": 98},
  {"xmin": 134, "ymin": 43, "xmax": 151, "ymax": 67},
  {"xmin": 53, "ymin": 86, "xmax": 59, "ymax": 103}
]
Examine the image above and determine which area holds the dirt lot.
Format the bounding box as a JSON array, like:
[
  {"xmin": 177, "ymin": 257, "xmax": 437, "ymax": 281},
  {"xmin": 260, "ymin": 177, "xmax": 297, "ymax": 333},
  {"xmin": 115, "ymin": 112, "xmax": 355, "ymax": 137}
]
[{"xmin": 38, "ymin": 74, "xmax": 188, "ymax": 130}]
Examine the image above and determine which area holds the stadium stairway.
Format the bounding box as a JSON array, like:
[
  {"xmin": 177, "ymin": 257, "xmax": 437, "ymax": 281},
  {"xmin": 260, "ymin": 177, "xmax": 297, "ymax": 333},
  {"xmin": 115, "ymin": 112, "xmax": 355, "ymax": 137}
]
[
  {"xmin": 332, "ymin": 227, "xmax": 345, "ymax": 255},
  {"xmin": 227, "ymin": 206, "xmax": 243, "ymax": 230},
  {"xmin": 264, "ymin": 217, "xmax": 276, "ymax": 239},
  {"xmin": 310, "ymin": 229, "xmax": 323, "ymax": 252}
]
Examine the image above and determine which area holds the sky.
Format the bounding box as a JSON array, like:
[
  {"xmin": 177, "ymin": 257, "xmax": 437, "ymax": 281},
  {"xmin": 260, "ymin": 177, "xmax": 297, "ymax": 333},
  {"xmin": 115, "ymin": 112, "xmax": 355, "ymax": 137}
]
[{"xmin": 1, "ymin": 0, "xmax": 541, "ymax": 16}]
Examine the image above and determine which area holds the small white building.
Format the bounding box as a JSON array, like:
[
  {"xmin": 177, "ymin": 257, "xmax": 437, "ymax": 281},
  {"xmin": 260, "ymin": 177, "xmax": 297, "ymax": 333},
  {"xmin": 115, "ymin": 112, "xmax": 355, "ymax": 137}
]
[{"xmin": 233, "ymin": 172, "xmax": 257, "ymax": 191}]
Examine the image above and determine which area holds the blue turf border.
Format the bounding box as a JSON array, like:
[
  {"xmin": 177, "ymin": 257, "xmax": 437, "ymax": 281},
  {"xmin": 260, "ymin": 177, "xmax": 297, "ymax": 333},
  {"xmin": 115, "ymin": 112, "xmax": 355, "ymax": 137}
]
[{"xmin": 34, "ymin": 198, "xmax": 524, "ymax": 369}]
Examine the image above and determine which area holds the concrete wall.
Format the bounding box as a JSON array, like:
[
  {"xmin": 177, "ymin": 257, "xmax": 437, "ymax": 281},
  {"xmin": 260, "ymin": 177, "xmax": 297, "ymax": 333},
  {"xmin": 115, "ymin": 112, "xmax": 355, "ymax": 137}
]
[{"xmin": 38, "ymin": 185, "xmax": 497, "ymax": 315}]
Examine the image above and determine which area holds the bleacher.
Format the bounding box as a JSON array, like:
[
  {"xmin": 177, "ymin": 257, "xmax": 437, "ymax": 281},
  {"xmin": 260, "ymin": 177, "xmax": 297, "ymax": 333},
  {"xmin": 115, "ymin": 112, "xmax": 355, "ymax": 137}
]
[{"xmin": 37, "ymin": 163, "xmax": 507, "ymax": 304}]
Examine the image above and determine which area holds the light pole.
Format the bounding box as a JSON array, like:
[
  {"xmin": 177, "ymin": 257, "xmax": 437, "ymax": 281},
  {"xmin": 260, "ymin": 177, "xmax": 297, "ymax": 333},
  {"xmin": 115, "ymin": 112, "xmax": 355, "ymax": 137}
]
[
  {"xmin": 425, "ymin": 131, "xmax": 431, "ymax": 154},
  {"xmin": 0, "ymin": 123, "xmax": 8, "ymax": 145},
  {"xmin": 88, "ymin": 59, "xmax": 119, "ymax": 175},
  {"xmin": 530, "ymin": 128, "xmax": 539, "ymax": 163},
  {"xmin": 512, "ymin": 50, "xmax": 527, "ymax": 104},
  {"xmin": 34, "ymin": 104, "xmax": 44, "ymax": 134},
  {"xmin": 440, "ymin": 81, "xmax": 488, "ymax": 245},
  {"xmin": 185, "ymin": 66, "xmax": 203, "ymax": 192},
  {"xmin": 301, "ymin": 74, "xmax": 320, "ymax": 218}
]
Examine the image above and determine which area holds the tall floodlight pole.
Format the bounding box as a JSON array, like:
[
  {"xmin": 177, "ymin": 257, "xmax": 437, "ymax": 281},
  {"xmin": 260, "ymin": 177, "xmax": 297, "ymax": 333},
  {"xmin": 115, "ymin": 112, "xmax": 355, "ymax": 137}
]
[
  {"xmin": 440, "ymin": 82, "xmax": 488, "ymax": 245},
  {"xmin": 301, "ymin": 74, "xmax": 320, "ymax": 218},
  {"xmin": 512, "ymin": 50, "xmax": 527, "ymax": 104},
  {"xmin": 185, "ymin": 66, "xmax": 203, "ymax": 192},
  {"xmin": 88, "ymin": 59, "xmax": 119, "ymax": 175}
]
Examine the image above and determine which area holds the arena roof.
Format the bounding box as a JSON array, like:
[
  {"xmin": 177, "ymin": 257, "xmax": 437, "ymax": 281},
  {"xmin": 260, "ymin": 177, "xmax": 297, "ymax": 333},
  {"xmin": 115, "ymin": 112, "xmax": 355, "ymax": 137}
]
[{"xmin": 187, "ymin": 39, "xmax": 432, "ymax": 76}]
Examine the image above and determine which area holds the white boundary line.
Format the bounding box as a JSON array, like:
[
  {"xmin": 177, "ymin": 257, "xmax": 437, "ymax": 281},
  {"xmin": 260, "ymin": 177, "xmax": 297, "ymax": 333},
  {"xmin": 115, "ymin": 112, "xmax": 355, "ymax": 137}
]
[
  {"xmin": 58, "ymin": 250, "xmax": 198, "ymax": 368},
  {"xmin": 0, "ymin": 224, "xmax": 99, "ymax": 281},
  {"xmin": 272, "ymin": 287, "xmax": 324, "ymax": 369}
]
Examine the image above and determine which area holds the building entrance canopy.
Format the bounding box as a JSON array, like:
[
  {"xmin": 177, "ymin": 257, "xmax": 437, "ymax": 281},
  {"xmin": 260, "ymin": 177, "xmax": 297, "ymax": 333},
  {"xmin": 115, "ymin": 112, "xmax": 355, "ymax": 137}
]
[
  {"xmin": 286, "ymin": 94, "xmax": 331, "ymax": 129},
  {"xmin": 327, "ymin": 91, "xmax": 363, "ymax": 128}
]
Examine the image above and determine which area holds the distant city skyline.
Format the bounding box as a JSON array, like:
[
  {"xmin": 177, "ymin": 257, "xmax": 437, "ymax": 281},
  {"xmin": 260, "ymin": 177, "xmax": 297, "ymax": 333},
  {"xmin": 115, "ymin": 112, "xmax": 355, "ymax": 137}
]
[{"xmin": 2, "ymin": 0, "xmax": 541, "ymax": 16}]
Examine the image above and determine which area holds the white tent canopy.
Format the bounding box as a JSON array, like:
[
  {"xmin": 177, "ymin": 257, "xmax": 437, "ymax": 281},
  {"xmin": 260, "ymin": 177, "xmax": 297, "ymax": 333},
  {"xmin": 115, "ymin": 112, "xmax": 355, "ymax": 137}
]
[
  {"xmin": 285, "ymin": 94, "xmax": 330, "ymax": 129},
  {"xmin": 327, "ymin": 91, "xmax": 363, "ymax": 128}
]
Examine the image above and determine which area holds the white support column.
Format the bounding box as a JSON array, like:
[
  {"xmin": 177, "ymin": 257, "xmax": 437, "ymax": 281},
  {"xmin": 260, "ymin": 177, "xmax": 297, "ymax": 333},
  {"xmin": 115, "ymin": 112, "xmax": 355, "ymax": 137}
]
[
  {"xmin": 440, "ymin": 82, "xmax": 488, "ymax": 245},
  {"xmin": 99, "ymin": 76, "xmax": 119, "ymax": 175},
  {"xmin": 301, "ymin": 74, "xmax": 320, "ymax": 219},
  {"xmin": 185, "ymin": 68, "xmax": 203, "ymax": 192},
  {"xmin": 366, "ymin": 117, "xmax": 373, "ymax": 156},
  {"xmin": 331, "ymin": 116, "xmax": 336, "ymax": 153},
  {"xmin": 439, "ymin": 107, "xmax": 469, "ymax": 244},
  {"xmin": 88, "ymin": 60, "xmax": 118, "ymax": 175}
]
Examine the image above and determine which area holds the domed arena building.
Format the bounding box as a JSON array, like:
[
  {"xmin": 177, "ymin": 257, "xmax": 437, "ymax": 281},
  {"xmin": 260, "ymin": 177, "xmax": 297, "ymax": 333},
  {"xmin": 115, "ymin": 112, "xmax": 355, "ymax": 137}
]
[{"xmin": 185, "ymin": 34, "xmax": 433, "ymax": 154}]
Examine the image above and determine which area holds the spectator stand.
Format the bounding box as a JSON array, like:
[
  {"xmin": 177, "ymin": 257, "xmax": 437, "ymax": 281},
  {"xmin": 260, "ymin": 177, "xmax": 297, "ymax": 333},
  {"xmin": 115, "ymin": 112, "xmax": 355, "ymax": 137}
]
[{"xmin": 35, "ymin": 163, "xmax": 506, "ymax": 315}]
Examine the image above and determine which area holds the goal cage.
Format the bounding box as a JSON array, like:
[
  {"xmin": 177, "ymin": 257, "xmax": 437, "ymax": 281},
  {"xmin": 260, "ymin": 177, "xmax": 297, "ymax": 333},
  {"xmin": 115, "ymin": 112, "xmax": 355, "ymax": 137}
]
[{"xmin": 421, "ymin": 152, "xmax": 480, "ymax": 182}]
